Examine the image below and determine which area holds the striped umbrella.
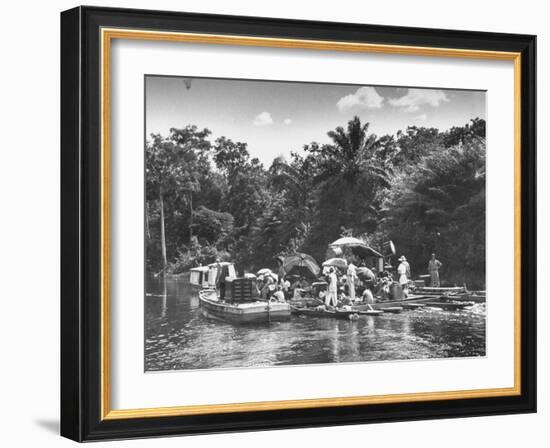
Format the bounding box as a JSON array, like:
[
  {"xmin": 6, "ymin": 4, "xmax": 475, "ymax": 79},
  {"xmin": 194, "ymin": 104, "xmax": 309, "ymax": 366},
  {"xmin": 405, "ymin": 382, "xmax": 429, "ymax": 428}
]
[{"xmin": 282, "ymin": 253, "xmax": 320, "ymax": 279}]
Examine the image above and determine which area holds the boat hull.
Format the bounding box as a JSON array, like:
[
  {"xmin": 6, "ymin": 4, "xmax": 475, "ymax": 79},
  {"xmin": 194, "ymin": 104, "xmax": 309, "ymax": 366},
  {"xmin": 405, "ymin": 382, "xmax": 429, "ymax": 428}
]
[{"xmin": 199, "ymin": 290, "xmax": 291, "ymax": 324}]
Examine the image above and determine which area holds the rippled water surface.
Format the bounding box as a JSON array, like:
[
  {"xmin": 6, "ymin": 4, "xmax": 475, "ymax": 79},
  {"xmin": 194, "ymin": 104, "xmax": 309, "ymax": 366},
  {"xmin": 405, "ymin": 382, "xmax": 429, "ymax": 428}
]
[{"xmin": 145, "ymin": 277, "xmax": 486, "ymax": 371}]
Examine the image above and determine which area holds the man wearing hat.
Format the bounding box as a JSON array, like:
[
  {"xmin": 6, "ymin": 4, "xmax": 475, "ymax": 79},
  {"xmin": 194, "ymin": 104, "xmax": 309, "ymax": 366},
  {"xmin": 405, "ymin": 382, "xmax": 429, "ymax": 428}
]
[
  {"xmin": 428, "ymin": 253, "xmax": 443, "ymax": 287},
  {"xmin": 397, "ymin": 255, "xmax": 410, "ymax": 297}
]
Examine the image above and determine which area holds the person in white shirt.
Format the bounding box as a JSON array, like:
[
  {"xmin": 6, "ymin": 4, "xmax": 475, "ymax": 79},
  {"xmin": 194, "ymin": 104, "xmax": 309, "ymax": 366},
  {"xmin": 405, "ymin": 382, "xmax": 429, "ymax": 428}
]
[
  {"xmin": 272, "ymin": 285, "xmax": 286, "ymax": 302},
  {"xmin": 347, "ymin": 261, "xmax": 357, "ymax": 301},
  {"xmin": 397, "ymin": 256, "xmax": 410, "ymax": 298},
  {"xmin": 361, "ymin": 287, "xmax": 374, "ymax": 304},
  {"xmin": 325, "ymin": 268, "xmax": 338, "ymax": 307},
  {"xmin": 428, "ymin": 253, "xmax": 443, "ymax": 287}
]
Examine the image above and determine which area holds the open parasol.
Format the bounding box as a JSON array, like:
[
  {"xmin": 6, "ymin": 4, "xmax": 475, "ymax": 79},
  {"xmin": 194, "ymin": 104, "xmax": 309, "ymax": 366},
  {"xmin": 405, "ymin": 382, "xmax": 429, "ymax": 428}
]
[
  {"xmin": 256, "ymin": 268, "xmax": 273, "ymax": 276},
  {"xmin": 356, "ymin": 267, "xmax": 376, "ymax": 282},
  {"xmin": 329, "ymin": 237, "xmax": 383, "ymax": 258},
  {"xmin": 282, "ymin": 253, "xmax": 320, "ymax": 279}
]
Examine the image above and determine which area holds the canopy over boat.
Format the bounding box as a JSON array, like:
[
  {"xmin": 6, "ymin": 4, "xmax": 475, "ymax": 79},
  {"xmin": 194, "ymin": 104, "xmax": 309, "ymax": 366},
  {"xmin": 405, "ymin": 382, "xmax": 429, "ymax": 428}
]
[
  {"xmin": 206, "ymin": 262, "xmax": 237, "ymax": 288},
  {"xmin": 189, "ymin": 266, "xmax": 209, "ymax": 288}
]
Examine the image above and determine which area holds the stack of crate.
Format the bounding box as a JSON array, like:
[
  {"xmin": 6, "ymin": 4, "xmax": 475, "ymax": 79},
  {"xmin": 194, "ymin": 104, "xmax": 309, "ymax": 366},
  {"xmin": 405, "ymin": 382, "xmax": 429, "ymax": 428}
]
[{"xmin": 227, "ymin": 278, "xmax": 259, "ymax": 303}]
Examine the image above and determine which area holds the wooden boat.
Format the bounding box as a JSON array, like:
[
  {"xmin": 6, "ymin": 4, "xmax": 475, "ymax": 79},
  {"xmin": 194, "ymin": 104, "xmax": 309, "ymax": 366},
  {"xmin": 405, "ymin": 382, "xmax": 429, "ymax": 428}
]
[
  {"xmin": 414, "ymin": 286, "xmax": 467, "ymax": 295},
  {"xmin": 291, "ymin": 304, "xmax": 385, "ymax": 319},
  {"xmin": 380, "ymin": 306, "xmax": 403, "ymax": 314},
  {"xmin": 199, "ymin": 289, "xmax": 291, "ymax": 324},
  {"xmin": 369, "ymin": 295, "xmax": 472, "ymax": 312},
  {"xmin": 422, "ymin": 302, "xmax": 471, "ymax": 311},
  {"xmin": 362, "ymin": 294, "xmax": 431, "ymax": 310},
  {"xmin": 290, "ymin": 305, "xmax": 359, "ymax": 320},
  {"xmin": 452, "ymin": 291, "xmax": 486, "ymax": 303},
  {"xmin": 402, "ymin": 303, "xmax": 425, "ymax": 310},
  {"xmin": 358, "ymin": 309, "xmax": 384, "ymax": 316}
]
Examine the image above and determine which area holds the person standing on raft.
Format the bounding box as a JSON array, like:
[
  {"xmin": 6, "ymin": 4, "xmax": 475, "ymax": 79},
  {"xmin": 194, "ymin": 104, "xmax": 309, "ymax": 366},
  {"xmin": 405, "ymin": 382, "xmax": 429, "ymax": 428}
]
[
  {"xmin": 347, "ymin": 260, "xmax": 357, "ymax": 301},
  {"xmin": 325, "ymin": 267, "xmax": 338, "ymax": 308},
  {"xmin": 428, "ymin": 253, "xmax": 443, "ymax": 287},
  {"xmin": 397, "ymin": 255, "xmax": 411, "ymax": 298}
]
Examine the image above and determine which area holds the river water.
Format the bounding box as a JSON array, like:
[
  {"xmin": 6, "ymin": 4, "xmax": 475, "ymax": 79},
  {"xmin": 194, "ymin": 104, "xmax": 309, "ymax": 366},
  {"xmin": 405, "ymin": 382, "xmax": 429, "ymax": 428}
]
[{"xmin": 145, "ymin": 277, "xmax": 486, "ymax": 372}]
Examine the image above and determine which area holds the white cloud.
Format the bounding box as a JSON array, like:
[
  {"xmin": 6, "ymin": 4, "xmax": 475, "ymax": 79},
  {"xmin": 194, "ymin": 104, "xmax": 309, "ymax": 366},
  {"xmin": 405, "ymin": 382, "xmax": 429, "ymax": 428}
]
[
  {"xmin": 336, "ymin": 86, "xmax": 384, "ymax": 112},
  {"xmin": 415, "ymin": 113, "xmax": 428, "ymax": 121},
  {"xmin": 253, "ymin": 111, "xmax": 273, "ymax": 126},
  {"xmin": 283, "ymin": 118, "xmax": 292, "ymax": 125},
  {"xmin": 389, "ymin": 89, "xmax": 449, "ymax": 112}
]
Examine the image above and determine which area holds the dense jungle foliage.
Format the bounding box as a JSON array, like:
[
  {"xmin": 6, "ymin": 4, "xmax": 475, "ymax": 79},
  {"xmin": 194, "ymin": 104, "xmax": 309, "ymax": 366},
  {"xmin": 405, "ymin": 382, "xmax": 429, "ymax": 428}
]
[{"xmin": 145, "ymin": 116, "xmax": 486, "ymax": 288}]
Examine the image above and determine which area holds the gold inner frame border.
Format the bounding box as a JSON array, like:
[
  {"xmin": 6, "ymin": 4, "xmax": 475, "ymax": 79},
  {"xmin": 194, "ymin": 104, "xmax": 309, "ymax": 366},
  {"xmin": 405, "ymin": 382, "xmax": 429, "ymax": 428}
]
[{"xmin": 99, "ymin": 27, "xmax": 522, "ymax": 421}]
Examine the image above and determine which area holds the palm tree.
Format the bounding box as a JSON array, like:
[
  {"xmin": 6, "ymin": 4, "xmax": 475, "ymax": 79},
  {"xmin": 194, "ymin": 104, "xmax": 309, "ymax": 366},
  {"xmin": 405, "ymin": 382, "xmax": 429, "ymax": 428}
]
[{"xmin": 313, "ymin": 116, "xmax": 391, "ymax": 231}]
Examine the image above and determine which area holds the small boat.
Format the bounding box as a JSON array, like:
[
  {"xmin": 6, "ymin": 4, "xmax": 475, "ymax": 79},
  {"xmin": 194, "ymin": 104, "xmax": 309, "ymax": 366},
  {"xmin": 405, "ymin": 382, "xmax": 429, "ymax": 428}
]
[
  {"xmin": 455, "ymin": 291, "xmax": 486, "ymax": 303},
  {"xmin": 423, "ymin": 302, "xmax": 470, "ymax": 311},
  {"xmin": 291, "ymin": 304, "xmax": 385, "ymax": 319},
  {"xmin": 199, "ymin": 289, "xmax": 291, "ymax": 324},
  {"xmin": 290, "ymin": 305, "xmax": 359, "ymax": 320},
  {"xmin": 360, "ymin": 294, "xmax": 430, "ymax": 310},
  {"xmin": 402, "ymin": 303, "xmax": 425, "ymax": 310},
  {"xmin": 357, "ymin": 309, "xmax": 384, "ymax": 316},
  {"xmin": 414, "ymin": 286, "xmax": 467, "ymax": 296},
  {"xmin": 380, "ymin": 307, "xmax": 403, "ymax": 314}
]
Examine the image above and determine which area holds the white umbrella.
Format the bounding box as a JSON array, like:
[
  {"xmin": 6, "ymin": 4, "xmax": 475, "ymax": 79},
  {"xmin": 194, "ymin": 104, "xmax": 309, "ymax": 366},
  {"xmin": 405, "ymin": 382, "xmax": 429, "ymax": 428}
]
[
  {"xmin": 329, "ymin": 237, "xmax": 383, "ymax": 258},
  {"xmin": 330, "ymin": 237, "xmax": 366, "ymax": 246}
]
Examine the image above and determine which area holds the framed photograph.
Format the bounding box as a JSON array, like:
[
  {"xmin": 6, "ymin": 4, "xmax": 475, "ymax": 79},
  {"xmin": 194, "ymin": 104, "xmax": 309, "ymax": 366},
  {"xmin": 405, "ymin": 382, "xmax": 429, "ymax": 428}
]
[{"xmin": 60, "ymin": 6, "xmax": 536, "ymax": 441}]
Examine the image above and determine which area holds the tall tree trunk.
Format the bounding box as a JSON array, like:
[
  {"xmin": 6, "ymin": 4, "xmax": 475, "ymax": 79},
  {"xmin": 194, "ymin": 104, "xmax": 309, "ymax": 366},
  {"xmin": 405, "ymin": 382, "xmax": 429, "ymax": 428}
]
[
  {"xmin": 145, "ymin": 201, "xmax": 151, "ymax": 239},
  {"xmin": 188, "ymin": 191, "xmax": 193, "ymax": 243},
  {"xmin": 159, "ymin": 188, "xmax": 167, "ymax": 275}
]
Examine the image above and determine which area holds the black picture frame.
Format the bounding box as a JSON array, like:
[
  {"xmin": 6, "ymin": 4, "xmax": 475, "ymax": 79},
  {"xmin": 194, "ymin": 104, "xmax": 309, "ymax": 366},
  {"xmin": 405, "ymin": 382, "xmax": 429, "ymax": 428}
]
[{"xmin": 61, "ymin": 5, "xmax": 536, "ymax": 442}]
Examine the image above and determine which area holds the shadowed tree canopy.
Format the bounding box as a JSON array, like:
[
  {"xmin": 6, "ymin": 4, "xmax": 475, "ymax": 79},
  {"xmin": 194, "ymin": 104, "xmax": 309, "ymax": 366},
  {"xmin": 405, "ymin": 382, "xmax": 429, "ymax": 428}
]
[{"xmin": 145, "ymin": 116, "xmax": 486, "ymax": 288}]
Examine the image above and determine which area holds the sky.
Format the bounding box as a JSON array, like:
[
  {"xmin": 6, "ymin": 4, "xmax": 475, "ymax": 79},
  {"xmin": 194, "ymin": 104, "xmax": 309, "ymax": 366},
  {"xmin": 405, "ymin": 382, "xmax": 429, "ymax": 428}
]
[{"xmin": 145, "ymin": 75, "xmax": 486, "ymax": 166}]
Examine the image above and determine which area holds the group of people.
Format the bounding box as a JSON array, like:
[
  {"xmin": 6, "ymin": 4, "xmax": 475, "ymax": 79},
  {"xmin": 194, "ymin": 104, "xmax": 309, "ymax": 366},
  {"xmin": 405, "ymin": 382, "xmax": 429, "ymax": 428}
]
[
  {"xmin": 390, "ymin": 252, "xmax": 443, "ymax": 295},
  {"xmin": 321, "ymin": 252, "xmax": 443, "ymax": 307},
  {"xmin": 319, "ymin": 260, "xmax": 366, "ymax": 307},
  {"xmin": 215, "ymin": 251, "xmax": 444, "ymax": 305},
  {"xmin": 322, "ymin": 260, "xmax": 375, "ymax": 307}
]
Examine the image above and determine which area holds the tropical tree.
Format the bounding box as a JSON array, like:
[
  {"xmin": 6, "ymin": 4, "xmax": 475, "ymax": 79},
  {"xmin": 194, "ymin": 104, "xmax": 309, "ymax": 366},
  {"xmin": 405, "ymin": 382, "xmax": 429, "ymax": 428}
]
[
  {"xmin": 443, "ymin": 117, "xmax": 486, "ymax": 147},
  {"xmin": 392, "ymin": 126, "xmax": 443, "ymax": 170},
  {"xmin": 302, "ymin": 116, "xmax": 390, "ymax": 254},
  {"xmin": 213, "ymin": 137, "xmax": 268, "ymax": 268},
  {"xmin": 380, "ymin": 138, "xmax": 486, "ymax": 287},
  {"xmin": 145, "ymin": 126, "xmax": 211, "ymax": 273},
  {"xmin": 144, "ymin": 117, "xmax": 486, "ymax": 284}
]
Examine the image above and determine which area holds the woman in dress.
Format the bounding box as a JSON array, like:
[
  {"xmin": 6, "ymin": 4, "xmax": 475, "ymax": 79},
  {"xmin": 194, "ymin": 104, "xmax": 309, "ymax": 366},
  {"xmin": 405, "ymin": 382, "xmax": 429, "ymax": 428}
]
[{"xmin": 397, "ymin": 256, "xmax": 410, "ymax": 298}]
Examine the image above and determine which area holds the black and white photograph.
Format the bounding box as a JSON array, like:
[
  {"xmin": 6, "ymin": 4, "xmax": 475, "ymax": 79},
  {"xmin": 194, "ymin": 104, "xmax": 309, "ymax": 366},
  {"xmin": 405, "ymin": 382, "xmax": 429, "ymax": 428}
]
[{"xmin": 144, "ymin": 76, "xmax": 487, "ymax": 372}]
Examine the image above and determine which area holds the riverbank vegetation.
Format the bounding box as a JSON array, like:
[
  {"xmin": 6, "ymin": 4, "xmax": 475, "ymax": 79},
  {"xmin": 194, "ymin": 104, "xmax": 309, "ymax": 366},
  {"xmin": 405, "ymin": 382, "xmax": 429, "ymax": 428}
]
[{"xmin": 146, "ymin": 116, "xmax": 486, "ymax": 288}]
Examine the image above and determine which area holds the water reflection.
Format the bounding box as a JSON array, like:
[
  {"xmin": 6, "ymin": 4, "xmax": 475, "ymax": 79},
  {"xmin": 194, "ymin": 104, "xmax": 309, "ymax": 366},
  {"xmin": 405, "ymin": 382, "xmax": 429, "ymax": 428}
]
[{"xmin": 145, "ymin": 277, "xmax": 486, "ymax": 371}]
